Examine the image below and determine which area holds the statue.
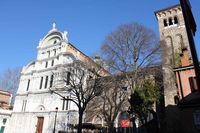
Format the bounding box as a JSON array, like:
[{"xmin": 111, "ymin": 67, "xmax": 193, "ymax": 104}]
[
  {"xmin": 52, "ymin": 23, "xmax": 56, "ymax": 29},
  {"xmin": 63, "ymin": 31, "xmax": 68, "ymax": 42}
]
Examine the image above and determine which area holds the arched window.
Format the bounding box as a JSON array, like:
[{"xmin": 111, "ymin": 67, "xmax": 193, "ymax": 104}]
[
  {"xmin": 169, "ymin": 18, "xmax": 173, "ymax": 25},
  {"xmin": 44, "ymin": 76, "xmax": 48, "ymax": 88},
  {"xmin": 51, "ymin": 60, "xmax": 54, "ymax": 66},
  {"xmin": 50, "ymin": 75, "xmax": 54, "ymax": 88},
  {"xmin": 26, "ymin": 79, "xmax": 30, "ymax": 91},
  {"xmin": 174, "ymin": 16, "xmax": 178, "ymax": 24},
  {"xmin": 163, "ymin": 19, "xmax": 168, "ymax": 27},
  {"xmin": 39, "ymin": 77, "xmax": 43, "ymax": 89},
  {"xmin": 45, "ymin": 61, "xmax": 48, "ymax": 68},
  {"xmin": 176, "ymin": 34, "xmax": 184, "ymax": 50}
]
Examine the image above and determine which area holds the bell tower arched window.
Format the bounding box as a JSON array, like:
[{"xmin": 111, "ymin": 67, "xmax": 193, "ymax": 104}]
[
  {"xmin": 174, "ymin": 16, "xmax": 178, "ymax": 24},
  {"xmin": 169, "ymin": 18, "xmax": 173, "ymax": 25},
  {"xmin": 164, "ymin": 19, "xmax": 168, "ymax": 27}
]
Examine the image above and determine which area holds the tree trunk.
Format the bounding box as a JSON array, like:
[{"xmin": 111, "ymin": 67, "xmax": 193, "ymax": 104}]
[
  {"xmin": 77, "ymin": 110, "xmax": 83, "ymax": 133},
  {"xmin": 108, "ymin": 123, "xmax": 114, "ymax": 133}
]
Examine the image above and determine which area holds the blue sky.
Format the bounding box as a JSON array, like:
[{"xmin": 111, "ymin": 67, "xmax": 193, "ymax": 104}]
[{"xmin": 0, "ymin": 0, "xmax": 200, "ymax": 72}]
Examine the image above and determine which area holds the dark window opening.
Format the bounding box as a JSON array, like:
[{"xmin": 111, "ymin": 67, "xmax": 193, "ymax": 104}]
[
  {"xmin": 54, "ymin": 40, "xmax": 57, "ymax": 44},
  {"xmin": 50, "ymin": 75, "xmax": 54, "ymax": 88},
  {"xmin": 2, "ymin": 118, "xmax": 7, "ymax": 124},
  {"xmin": 51, "ymin": 60, "xmax": 54, "ymax": 66},
  {"xmin": 62, "ymin": 97, "xmax": 69, "ymax": 110},
  {"xmin": 66, "ymin": 72, "xmax": 71, "ymax": 85},
  {"xmin": 164, "ymin": 19, "xmax": 168, "ymax": 27},
  {"xmin": 174, "ymin": 16, "xmax": 178, "ymax": 24},
  {"xmin": 26, "ymin": 79, "xmax": 30, "ymax": 91},
  {"xmin": 45, "ymin": 62, "xmax": 48, "ymax": 68},
  {"xmin": 174, "ymin": 95, "xmax": 180, "ymax": 104},
  {"xmin": 169, "ymin": 18, "xmax": 173, "ymax": 25},
  {"xmin": 39, "ymin": 77, "xmax": 43, "ymax": 89},
  {"xmin": 65, "ymin": 97, "xmax": 69, "ymax": 110},
  {"xmin": 189, "ymin": 77, "xmax": 198, "ymax": 92},
  {"xmin": 44, "ymin": 76, "xmax": 48, "ymax": 88},
  {"xmin": 62, "ymin": 99, "xmax": 65, "ymax": 110}
]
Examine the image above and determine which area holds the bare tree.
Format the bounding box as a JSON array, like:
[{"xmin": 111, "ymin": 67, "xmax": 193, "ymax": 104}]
[
  {"xmin": 101, "ymin": 23, "xmax": 160, "ymax": 92},
  {"xmin": 87, "ymin": 75, "xmax": 128, "ymax": 133},
  {"xmin": 50, "ymin": 61, "xmax": 109, "ymax": 133},
  {"xmin": 0, "ymin": 67, "xmax": 21, "ymax": 103}
]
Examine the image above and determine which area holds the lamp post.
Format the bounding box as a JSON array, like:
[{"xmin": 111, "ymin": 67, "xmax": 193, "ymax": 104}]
[
  {"xmin": 53, "ymin": 107, "xmax": 58, "ymax": 133},
  {"xmin": 67, "ymin": 112, "xmax": 70, "ymax": 133}
]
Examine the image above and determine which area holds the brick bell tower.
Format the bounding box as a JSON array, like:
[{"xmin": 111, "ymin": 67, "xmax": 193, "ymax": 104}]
[{"xmin": 155, "ymin": 4, "xmax": 192, "ymax": 107}]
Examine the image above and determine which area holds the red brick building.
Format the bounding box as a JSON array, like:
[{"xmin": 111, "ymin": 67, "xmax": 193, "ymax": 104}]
[
  {"xmin": 174, "ymin": 48, "xmax": 199, "ymax": 99},
  {"xmin": 0, "ymin": 90, "xmax": 12, "ymax": 109}
]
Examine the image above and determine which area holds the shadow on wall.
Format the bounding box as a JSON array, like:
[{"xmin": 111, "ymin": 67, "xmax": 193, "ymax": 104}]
[{"xmin": 162, "ymin": 102, "xmax": 200, "ymax": 133}]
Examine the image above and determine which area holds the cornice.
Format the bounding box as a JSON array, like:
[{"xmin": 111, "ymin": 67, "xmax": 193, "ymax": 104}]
[{"xmin": 16, "ymin": 90, "xmax": 51, "ymax": 96}]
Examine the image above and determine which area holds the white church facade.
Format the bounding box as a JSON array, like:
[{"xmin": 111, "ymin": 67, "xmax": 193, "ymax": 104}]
[{"xmin": 6, "ymin": 24, "xmax": 108, "ymax": 133}]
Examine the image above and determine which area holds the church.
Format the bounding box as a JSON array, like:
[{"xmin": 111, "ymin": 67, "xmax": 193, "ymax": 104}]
[{"xmin": 6, "ymin": 24, "xmax": 108, "ymax": 133}]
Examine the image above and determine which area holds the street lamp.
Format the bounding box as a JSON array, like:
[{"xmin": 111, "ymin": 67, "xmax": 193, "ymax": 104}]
[
  {"xmin": 66, "ymin": 111, "xmax": 70, "ymax": 133},
  {"xmin": 53, "ymin": 107, "xmax": 58, "ymax": 133}
]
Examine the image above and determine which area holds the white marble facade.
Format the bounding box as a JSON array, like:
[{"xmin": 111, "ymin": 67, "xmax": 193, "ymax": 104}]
[
  {"xmin": 5, "ymin": 24, "xmax": 91, "ymax": 133},
  {"xmin": 0, "ymin": 109, "xmax": 12, "ymax": 133}
]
